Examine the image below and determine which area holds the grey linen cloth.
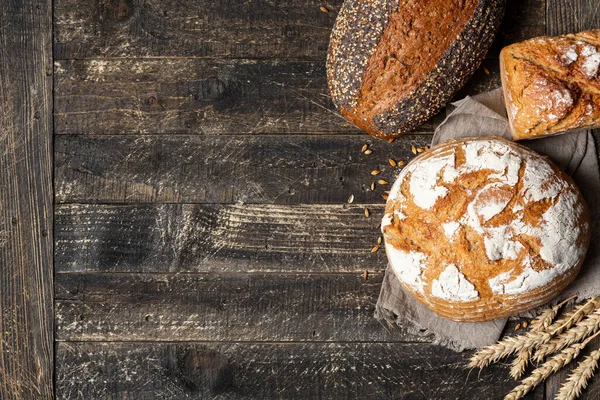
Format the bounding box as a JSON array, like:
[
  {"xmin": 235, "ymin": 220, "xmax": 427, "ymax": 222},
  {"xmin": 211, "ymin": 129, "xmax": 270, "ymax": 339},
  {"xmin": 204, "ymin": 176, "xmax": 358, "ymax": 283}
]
[{"xmin": 374, "ymin": 88, "xmax": 600, "ymax": 351}]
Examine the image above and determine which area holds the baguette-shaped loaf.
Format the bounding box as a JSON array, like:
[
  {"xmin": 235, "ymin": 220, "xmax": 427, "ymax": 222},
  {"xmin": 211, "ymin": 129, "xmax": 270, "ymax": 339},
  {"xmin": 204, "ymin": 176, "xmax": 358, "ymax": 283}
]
[
  {"xmin": 327, "ymin": 0, "xmax": 505, "ymax": 139},
  {"xmin": 501, "ymin": 30, "xmax": 600, "ymax": 140},
  {"xmin": 382, "ymin": 137, "xmax": 590, "ymax": 322}
]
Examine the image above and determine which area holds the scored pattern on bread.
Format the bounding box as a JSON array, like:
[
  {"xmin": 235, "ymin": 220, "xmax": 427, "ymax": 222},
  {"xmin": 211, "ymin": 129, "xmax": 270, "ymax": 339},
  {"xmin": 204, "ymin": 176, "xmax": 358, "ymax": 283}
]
[
  {"xmin": 327, "ymin": 0, "xmax": 505, "ymax": 139},
  {"xmin": 501, "ymin": 29, "xmax": 600, "ymax": 140},
  {"xmin": 381, "ymin": 138, "xmax": 590, "ymax": 322}
]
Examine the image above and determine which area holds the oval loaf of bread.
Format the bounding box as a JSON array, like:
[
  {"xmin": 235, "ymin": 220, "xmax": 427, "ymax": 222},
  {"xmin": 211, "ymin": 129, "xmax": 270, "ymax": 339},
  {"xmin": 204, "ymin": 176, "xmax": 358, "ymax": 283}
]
[
  {"xmin": 382, "ymin": 137, "xmax": 590, "ymax": 322},
  {"xmin": 327, "ymin": 0, "xmax": 505, "ymax": 139}
]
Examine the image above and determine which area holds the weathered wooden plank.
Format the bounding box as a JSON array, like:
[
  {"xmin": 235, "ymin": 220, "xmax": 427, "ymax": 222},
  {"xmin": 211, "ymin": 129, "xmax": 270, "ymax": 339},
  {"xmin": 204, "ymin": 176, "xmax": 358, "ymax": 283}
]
[
  {"xmin": 54, "ymin": 59, "xmax": 361, "ymax": 135},
  {"xmin": 54, "ymin": 0, "xmax": 344, "ymax": 60},
  {"xmin": 55, "ymin": 272, "xmax": 421, "ymax": 342},
  {"xmin": 491, "ymin": 0, "xmax": 546, "ymax": 50},
  {"xmin": 55, "ymin": 203, "xmax": 386, "ymax": 273},
  {"xmin": 56, "ymin": 341, "xmax": 518, "ymax": 399},
  {"xmin": 0, "ymin": 1, "xmax": 53, "ymax": 398},
  {"xmin": 54, "ymin": 59, "xmax": 455, "ymax": 135},
  {"xmin": 546, "ymin": 0, "xmax": 600, "ymax": 36},
  {"xmin": 55, "ymin": 134, "xmax": 430, "ymax": 204},
  {"xmin": 53, "ymin": 0, "xmax": 545, "ymax": 61}
]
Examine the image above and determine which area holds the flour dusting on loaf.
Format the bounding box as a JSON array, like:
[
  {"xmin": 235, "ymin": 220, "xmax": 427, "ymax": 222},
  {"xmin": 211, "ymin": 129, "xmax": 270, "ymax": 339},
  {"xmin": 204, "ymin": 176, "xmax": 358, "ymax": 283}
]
[
  {"xmin": 500, "ymin": 29, "xmax": 600, "ymax": 140},
  {"xmin": 382, "ymin": 137, "xmax": 590, "ymax": 322}
]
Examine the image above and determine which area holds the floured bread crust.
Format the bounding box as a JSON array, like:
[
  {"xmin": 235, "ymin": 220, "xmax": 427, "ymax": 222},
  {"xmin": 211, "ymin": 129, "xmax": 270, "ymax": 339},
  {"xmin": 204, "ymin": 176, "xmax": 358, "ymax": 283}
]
[
  {"xmin": 382, "ymin": 137, "xmax": 590, "ymax": 322},
  {"xmin": 501, "ymin": 29, "xmax": 600, "ymax": 140}
]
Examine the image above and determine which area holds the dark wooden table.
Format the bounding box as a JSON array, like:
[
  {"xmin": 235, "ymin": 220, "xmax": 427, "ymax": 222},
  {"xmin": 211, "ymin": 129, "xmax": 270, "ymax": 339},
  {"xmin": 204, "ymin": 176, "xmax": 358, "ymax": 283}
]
[{"xmin": 1, "ymin": 0, "xmax": 599, "ymax": 398}]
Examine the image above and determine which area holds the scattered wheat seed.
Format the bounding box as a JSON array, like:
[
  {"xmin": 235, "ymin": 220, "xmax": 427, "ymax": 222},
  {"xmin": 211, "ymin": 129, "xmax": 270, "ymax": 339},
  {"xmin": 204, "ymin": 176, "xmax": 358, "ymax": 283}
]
[
  {"xmin": 348, "ymin": 194, "xmax": 354, "ymax": 204},
  {"xmin": 398, "ymin": 160, "xmax": 407, "ymax": 166},
  {"xmin": 364, "ymin": 208, "xmax": 370, "ymax": 217},
  {"xmin": 364, "ymin": 149, "xmax": 373, "ymax": 155},
  {"xmin": 371, "ymin": 245, "xmax": 380, "ymax": 253},
  {"xmin": 483, "ymin": 67, "xmax": 490, "ymax": 75},
  {"xmin": 388, "ymin": 138, "xmax": 395, "ymax": 143},
  {"xmin": 424, "ymin": 146, "xmax": 430, "ymax": 151},
  {"xmin": 363, "ymin": 270, "xmax": 368, "ymax": 280},
  {"xmin": 382, "ymin": 194, "xmax": 388, "ymax": 200},
  {"xmin": 416, "ymin": 147, "xmax": 425, "ymax": 153},
  {"xmin": 389, "ymin": 158, "xmax": 397, "ymax": 167},
  {"xmin": 411, "ymin": 145, "xmax": 417, "ymax": 154},
  {"xmin": 377, "ymin": 236, "xmax": 382, "ymax": 245},
  {"xmin": 361, "ymin": 144, "xmax": 368, "ymax": 153},
  {"xmin": 320, "ymin": 6, "xmax": 329, "ymax": 12},
  {"xmin": 371, "ymin": 170, "xmax": 381, "ymax": 176},
  {"xmin": 378, "ymin": 179, "xmax": 389, "ymax": 185},
  {"xmin": 522, "ymin": 321, "xmax": 528, "ymax": 329},
  {"xmin": 370, "ymin": 182, "xmax": 375, "ymax": 191},
  {"xmin": 515, "ymin": 323, "xmax": 521, "ymax": 331}
]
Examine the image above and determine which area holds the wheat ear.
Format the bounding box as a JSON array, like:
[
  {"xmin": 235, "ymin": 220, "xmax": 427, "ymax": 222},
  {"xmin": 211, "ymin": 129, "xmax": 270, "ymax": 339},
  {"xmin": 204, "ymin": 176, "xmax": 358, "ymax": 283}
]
[
  {"xmin": 468, "ymin": 330, "xmax": 555, "ymax": 369},
  {"xmin": 531, "ymin": 296, "xmax": 576, "ymax": 331},
  {"xmin": 510, "ymin": 348, "xmax": 532, "ymax": 380},
  {"xmin": 546, "ymin": 297, "xmax": 600, "ymax": 334},
  {"xmin": 469, "ymin": 298, "xmax": 599, "ymax": 370},
  {"xmin": 504, "ymin": 331, "xmax": 600, "ymax": 400},
  {"xmin": 509, "ymin": 297, "xmax": 575, "ymax": 379},
  {"xmin": 534, "ymin": 308, "xmax": 600, "ymax": 362},
  {"xmin": 555, "ymin": 349, "xmax": 600, "ymax": 400}
]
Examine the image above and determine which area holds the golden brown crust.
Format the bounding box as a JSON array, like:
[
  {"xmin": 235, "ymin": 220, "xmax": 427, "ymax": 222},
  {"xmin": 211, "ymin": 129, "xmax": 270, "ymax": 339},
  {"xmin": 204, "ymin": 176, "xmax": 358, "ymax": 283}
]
[
  {"xmin": 501, "ymin": 30, "xmax": 600, "ymax": 140},
  {"xmin": 382, "ymin": 137, "xmax": 590, "ymax": 322},
  {"xmin": 327, "ymin": 0, "xmax": 505, "ymax": 139}
]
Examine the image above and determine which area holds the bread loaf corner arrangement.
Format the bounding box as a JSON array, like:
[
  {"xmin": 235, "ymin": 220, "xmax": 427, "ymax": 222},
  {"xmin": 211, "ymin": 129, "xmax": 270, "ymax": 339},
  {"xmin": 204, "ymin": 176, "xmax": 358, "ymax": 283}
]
[
  {"xmin": 327, "ymin": 0, "xmax": 506, "ymax": 139},
  {"xmin": 501, "ymin": 29, "xmax": 600, "ymax": 140},
  {"xmin": 381, "ymin": 137, "xmax": 591, "ymax": 322}
]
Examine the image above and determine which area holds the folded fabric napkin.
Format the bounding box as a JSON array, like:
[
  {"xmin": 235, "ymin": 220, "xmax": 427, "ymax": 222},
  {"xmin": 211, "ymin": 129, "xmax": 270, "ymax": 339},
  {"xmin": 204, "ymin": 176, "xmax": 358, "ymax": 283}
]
[{"xmin": 375, "ymin": 88, "xmax": 600, "ymax": 351}]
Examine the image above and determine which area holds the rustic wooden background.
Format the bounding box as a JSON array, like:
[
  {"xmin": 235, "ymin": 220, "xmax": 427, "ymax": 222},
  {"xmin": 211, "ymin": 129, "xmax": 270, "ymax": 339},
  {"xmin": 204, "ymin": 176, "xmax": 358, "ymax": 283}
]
[{"xmin": 1, "ymin": 0, "xmax": 600, "ymax": 398}]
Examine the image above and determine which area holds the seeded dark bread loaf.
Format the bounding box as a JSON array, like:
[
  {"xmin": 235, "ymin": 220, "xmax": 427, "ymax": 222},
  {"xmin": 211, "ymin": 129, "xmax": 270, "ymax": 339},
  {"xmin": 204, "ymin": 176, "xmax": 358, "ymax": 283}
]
[
  {"xmin": 327, "ymin": 0, "xmax": 505, "ymax": 139},
  {"xmin": 500, "ymin": 30, "xmax": 600, "ymax": 140},
  {"xmin": 381, "ymin": 137, "xmax": 590, "ymax": 322}
]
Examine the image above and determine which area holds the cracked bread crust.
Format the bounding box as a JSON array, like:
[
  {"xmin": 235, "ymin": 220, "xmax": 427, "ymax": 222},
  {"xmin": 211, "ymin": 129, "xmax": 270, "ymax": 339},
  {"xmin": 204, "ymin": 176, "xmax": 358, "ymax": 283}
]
[
  {"xmin": 501, "ymin": 30, "xmax": 600, "ymax": 140},
  {"xmin": 381, "ymin": 137, "xmax": 590, "ymax": 322},
  {"xmin": 327, "ymin": 0, "xmax": 505, "ymax": 139}
]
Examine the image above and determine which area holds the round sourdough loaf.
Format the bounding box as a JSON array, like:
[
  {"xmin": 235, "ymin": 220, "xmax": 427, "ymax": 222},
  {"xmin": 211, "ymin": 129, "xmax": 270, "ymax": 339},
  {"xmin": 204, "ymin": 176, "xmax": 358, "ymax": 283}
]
[
  {"xmin": 381, "ymin": 137, "xmax": 590, "ymax": 322},
  {"xmin": 327, "ymin": 0, "xmax": 505, "ymax": 139}
]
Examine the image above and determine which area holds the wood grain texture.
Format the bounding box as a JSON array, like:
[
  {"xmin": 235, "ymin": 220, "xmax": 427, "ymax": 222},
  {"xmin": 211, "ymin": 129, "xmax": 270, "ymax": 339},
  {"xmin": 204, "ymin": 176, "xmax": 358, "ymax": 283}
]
[
  {"xmin": 0, "ymin": 0, "xmax": 53, "ymax": 398},
  {"xmin": 53, "ymin": 0, "xmax": 545, "ymax": 61},
  {"xmin": 54, "ymin": 58, "xmax": 366, "ymax": 135},
  {"xmin": 491, "ymin": 0, "xmax": 546, "ymax": 50},
  {"xmin": 55, "ymin": 272, "xmax": 423, "ymax": 343},
  {"xmin": 55, "ymin": 134, "xmax": 430, "ymax": 204},
  {"xmin": 546, "ymin": 0, "xmax": 600, "ymax": 36},
  {"xmin": 56, "ymin": 341, "xmax": 516, "ymax": 399},
  {"xmin": 55, "ymin": 203, "xmax": 386, "ymax": 273},
  {"xmin": 54, "ymin": 0, "xmax": 344, "ymax": 60},
  {"xmin": 53, "ymin": 58, "xmax": 457, "ymax": 135}
]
